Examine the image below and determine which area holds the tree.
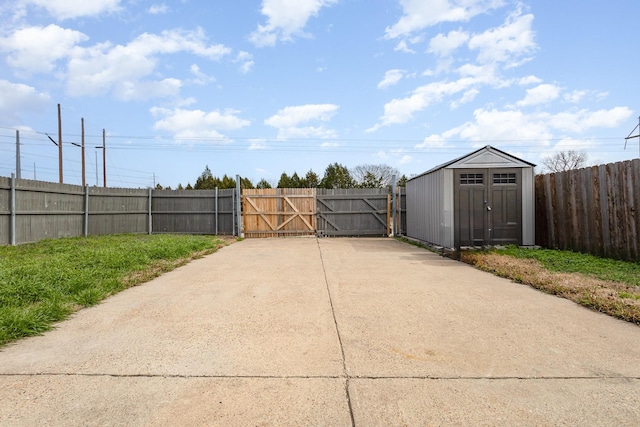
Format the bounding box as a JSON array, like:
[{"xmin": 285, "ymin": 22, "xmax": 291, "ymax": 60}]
[
  {"xmin": 398, "ymin": 174, "xmax": 408, "ymax": 187},
  {"xmin": 304, "ymin": 169, "xmax": 320, "ymax": 188},
  {"xmin": 194, "ymin": 165, "xmax": 215, "ymax": 189},
  {"xmin": 320, "ymin": 162, "xmax": 354, "ymax": 189},
  {"xmin": 542, "ymin": 150, "xmax": 588, "ymax": 173},
  {"xmin": 277, "ymin": 172, "xmax": 292, "ymax": 188},
  {"xmin": 256, "ymin": 179, "xmax": 272, "ymax": 189},
  {"xmin": 240, "ymin": 177, "xmax": 254, "ymax": 189},
  {"xmin": 185, "ymin": 183, "xmax": 193, "ymax": 190},
  {"xmin": 155, "ymin": 183, "xmax": 163, "ymax": 190},
  {"xmin": 177, "ymin": 183, "xmax": 184, "ymax": 190},
  {"xmin": 292, "ymin": 172, "xmax": 308, "ymax": 188},
  {"xmin": 351, "ymin": 163, "xmax": 400, "ymax": 188}
]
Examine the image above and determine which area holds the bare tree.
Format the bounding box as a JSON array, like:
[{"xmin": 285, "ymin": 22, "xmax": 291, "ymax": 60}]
[
  {"xmin": 542, "ymin": 150, "xmax": 588, "ymax": 173},
  {"xmin": 351, "ymin": 164, "xmax": 400, "ymax": 188}
]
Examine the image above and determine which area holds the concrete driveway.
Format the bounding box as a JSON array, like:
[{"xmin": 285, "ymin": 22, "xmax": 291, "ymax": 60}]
[{"xmin": 1, "ymin": 238, "xmax": 639, "ymax": 426}]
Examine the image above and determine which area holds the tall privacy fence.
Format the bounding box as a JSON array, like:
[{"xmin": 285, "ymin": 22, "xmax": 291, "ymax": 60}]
[
  {"xmin": 0, "ymin": 176, "xmax": 237, "ymax": 246},
  {"xmin": 0, "ymin": 175, "xmax": 406, "ymax": 246},
  {"xmin": 535, "ymin": 159, "xmax": 640, "ymax": 262}
]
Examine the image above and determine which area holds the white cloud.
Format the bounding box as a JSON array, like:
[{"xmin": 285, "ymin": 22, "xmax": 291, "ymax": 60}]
[
  {"xmin": 0, "ymin": 24, "xmax": 88, "ymax": 73},
  {"xmin": 265, "ymin": 103, "xmax": 339, "ymax": 139},
  {"xmin": 189, "ymin": 64, "xmax": 216, "ymax": 85},
  {"xmin": 451, "ymin": 88, "xmax": 479, "ymax": 108},
  {"xmin": 428, "ymin": 30, "xmax": 469, "ymax": 56},
  {"xmin": 0, "ymin": 80, "xmax": 50, "ymax": 123},
  {"xmin": 115, "ymin": 78, "xmax": 182, "ymax": 101},
  {"xmin": 516, "ymin": 83, "xmax": 560, "ymax": 107},
  {"xmin": 377, "ymin": 69, "xmax": 405, "ymax": 89},
  {"xmin": 399, "ymin": 155, "xmax": 413, "ymax": 165},
  {"xmin": 563, "ymin": 90, "xmax": 587, "ymax": 104},
  {"xmin": 19, "ymin": 0, "xmax": 121, "ymax": 20},
  {"xmin": 66, "ymin": 28, "xmax": 231, "ymax": 99},
  {"xmin": 385, "ymin": 0, "xmax": 505, "ymax": 39},
  {"xmin": 148, "ymin": 4, "xmax": 169, "ymax": 15},
  {"xmin": 518, "ymin": 75, "xmax": 542, "ymax": 85},
  {"xmin": 415, "ymin": 134, "xmax": 450, "ymax": 149},
  {"xmin": 320, "ymin": 141, "xmax": 340, "ymax": 147},
  {"xmin": 234, "ymin": 51, "xmax": 254, "ymax": 74},
  {"xmin": 150, "ymin": 107, "xmax": 250, "ymax": 139},
  {"xmin": 468, "ymin": 9, "xmax": 536, "ymax": 66},
  {"xmin": 249, "ymin": 0, "xmax": 338, "ymax": 47},
  {"xmin": 369, "ymin": 77, "xmax": 485, "ymax": 131},
  {"xmin": 548, "ymin": 107, "xmax": 633, "ymax": 133},
  {"xmin": 417, "ymin": 106, "xmax": 633, "ymax": 148},
  {"xmin": 394, "ymin": 40, "xmax": 415, "ymax": 53},
  {"xmin": 249, "ymin": 139, "xmax": 268, "ymax": 150}
]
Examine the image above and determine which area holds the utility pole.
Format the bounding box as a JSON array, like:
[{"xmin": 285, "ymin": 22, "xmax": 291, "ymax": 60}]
[
  {"xmin": 81, "ymin": 119, "xmax": 86, "ymax": 187},
  {"xmin": 95, "ymin": 152, "xmax": 98, "ymax": 186},
  {"xmin": 96, "ymin": 129, "xmax": 106, "ymax": 187},
  {"xmin": 15, "ymin": 130, "xmax": 21, "ymax": 179},
  {"xmin": 624, "ymin": 116, "xmax": 640, "ymax": 158},
  {"xmin": 58, "ymin": 103, "xmax": 63, "ymax": 183},
  {"xmin": 102, "ymin": 129, "xmax": 106, "ymax": 187},
  {"xmin": 71, "ymin": 118, "xmax": 87, "ymax": 186}
]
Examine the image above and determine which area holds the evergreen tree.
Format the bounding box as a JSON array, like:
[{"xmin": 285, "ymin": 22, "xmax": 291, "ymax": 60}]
[
  {"xmin": 290, "ymin": 172, "xmax": 302, "ymax": 188},
  {"xmin": 256, "ymin": 179, "xmax": 272, "ymax": 189},
  {"xmin": 194, "ymin": 166, "xmax": 215, "ymax": 189},
  {"xmin": 185, "ymin": 183, "xmax": 193, "ymax": 190},
  {"xmin": 241, "ymin": 177, "xmax": 254, "ymax": 189},
  {"xmin": 320, "ymin": 162, "xmax": 354, "ymax": 189},
  {"xmin": 304, "ymin": 169, "xmax": 320, "ymax": 188},
  {"xmin": 277, "ymin": 172, "xmax": 292, "ymax": 188}
]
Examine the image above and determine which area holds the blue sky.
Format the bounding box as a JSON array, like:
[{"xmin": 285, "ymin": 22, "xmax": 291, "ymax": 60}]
[{"xmin": 0, "ymin": 0, "xmax": 638, "ymax": 188}]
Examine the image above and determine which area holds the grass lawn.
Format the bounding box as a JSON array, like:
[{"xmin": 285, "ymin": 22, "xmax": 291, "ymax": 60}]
[
  {"xmin": 460, "ymin": 247, "xmax": 640, "ymax": 324},
  {"xmin": 0, "ymin": 234, "xmax": 230, "ymax": 346}
]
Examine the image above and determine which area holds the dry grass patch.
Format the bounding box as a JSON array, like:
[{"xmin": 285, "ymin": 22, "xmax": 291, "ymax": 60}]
[{"xmin": 461, "ymin": 252, "xmax": 640, "ymax": 324}]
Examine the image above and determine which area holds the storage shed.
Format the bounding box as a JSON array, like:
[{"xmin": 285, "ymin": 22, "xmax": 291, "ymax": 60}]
[{"xmin": 406, "ymin": 145, "xmax": 535, "ymax": 249}]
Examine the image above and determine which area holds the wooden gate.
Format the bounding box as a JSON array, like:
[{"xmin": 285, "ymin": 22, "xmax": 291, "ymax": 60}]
[
  {"xmin": 316, "ymin": 189, "xmax": 391, "ymax": 236},
  {"xmin": 243, "ymin": 188, "xmax": 316, "ymax": 237}
]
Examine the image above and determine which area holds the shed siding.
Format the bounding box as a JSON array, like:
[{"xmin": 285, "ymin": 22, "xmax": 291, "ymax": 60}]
[
  {"xmin": 407, "ymin": 168, "xmax": 449, "ymax": 247},
  {"xmin": 522, "ymin": 167, "xmax": 535, "ymax": 245},
  {"xmin": 406, "ymin": 146, "xmax": 535, "ymax": 249}
]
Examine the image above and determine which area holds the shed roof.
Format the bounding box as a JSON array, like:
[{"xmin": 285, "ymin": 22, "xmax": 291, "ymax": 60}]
[{"xmin": 408, "ymin": 145, "xmax": 536, "ymax": 182}]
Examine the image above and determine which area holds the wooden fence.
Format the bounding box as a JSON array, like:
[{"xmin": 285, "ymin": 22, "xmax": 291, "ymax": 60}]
[
  {"xmin": 1, "ymin": 175, "xmax": 407, "ymax": 245},
  {"xmin": 242, "ymin": 188, "xmax": 316, "ymax": 238},
  {"xmin": 0, "ymin": 177, "xmax": 237, "ymax": 246},
  {"xmin": 535, "ymin": 159, "xmax": 640, "ymax": 261}
]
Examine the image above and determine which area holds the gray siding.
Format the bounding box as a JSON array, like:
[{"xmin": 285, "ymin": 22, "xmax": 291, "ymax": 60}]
[
  {"xmin": 521, "ymin": 167, "xmax": 535, "ymax": 246},
  {"xmin": 407, "ymin": 168, "xmax": 453, "ymax": 247}
]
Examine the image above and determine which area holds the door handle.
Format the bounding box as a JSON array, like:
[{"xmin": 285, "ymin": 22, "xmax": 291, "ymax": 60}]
[{"xmin": 486, "ymin": 205, "xmax": 491, "ymax": 211}]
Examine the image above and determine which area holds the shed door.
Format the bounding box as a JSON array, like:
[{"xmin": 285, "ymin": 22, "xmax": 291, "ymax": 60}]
[{"xmin": 454, "ymin": 169, "xmax": 522, "ymax": 247}]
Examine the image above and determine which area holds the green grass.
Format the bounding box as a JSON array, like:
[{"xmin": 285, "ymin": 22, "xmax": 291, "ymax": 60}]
[
  {"xmin": 494, "ymin": 246, "xmax": 640, "ymax": 287},
  {"xmin": 0, "ymin": 234, "xmax": 227, "ymax": 346}
]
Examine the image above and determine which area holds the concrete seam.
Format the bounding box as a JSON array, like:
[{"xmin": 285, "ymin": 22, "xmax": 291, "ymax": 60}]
[
  {"xmin": 315, "ymin": 237, "xmax": 356, "ymax": 427},
  {"xmin": 1, "ymin": 373, "xmax": 637, "ymax": 381}
]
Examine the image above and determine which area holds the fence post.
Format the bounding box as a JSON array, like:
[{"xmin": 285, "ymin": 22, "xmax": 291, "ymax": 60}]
[
  {"xmin": 235, "ymin": 175, "xmax": 244, "ymax": 238},
  {"xmin": 148, "ymin": 187, "xmax": 153, "ymax": 235},
  {"xmin": 215, "ymin": 187, "xmax": 219, "ymax": 235},
  {"xmin": 391, "ymin": 175, "xmax": 397, "ymax": 237},
  {"xmin": 10, "ymin": 173, "xmax": 16, "ymax": 246},
  {"xmin": 83, "ymin": 185, "xmax": 89, "ymax": 237}
]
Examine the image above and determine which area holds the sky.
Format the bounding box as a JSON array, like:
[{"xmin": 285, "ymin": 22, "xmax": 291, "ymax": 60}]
[{"xmin": 0, "ymin": 0, "xmax": 638, "ymax": 188}]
